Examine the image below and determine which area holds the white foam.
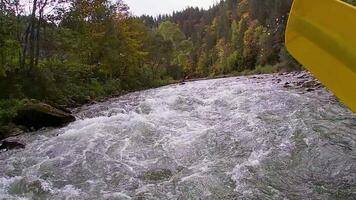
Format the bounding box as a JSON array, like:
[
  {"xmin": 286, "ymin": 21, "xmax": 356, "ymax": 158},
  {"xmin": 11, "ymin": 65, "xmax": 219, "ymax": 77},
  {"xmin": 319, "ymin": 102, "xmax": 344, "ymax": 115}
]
[
  {"xmin": 0, "ymin": 176, "xmax": 23, "ymax": 191},
  {"xmin": 103, "ymin": 192, "xmax": 132, "ymax": 199},
  {"xmin": 52, "ymin": 185, "xmax": 84, "ymax": 199},
  {"xmin": 232, "ymin": 149, "xmax": 271, "ymax": 192}
]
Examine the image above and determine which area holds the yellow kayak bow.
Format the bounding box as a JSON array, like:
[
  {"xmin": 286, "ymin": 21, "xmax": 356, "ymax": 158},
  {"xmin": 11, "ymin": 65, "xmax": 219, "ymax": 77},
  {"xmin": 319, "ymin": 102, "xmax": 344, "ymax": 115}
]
[{"xmin": 286, "ymin": 0, "xmax": 356, "ymax": 112}]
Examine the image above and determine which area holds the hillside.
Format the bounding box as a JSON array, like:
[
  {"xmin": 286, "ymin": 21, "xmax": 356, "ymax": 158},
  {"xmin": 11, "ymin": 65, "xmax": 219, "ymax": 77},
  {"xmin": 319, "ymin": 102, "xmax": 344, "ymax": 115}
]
[{"xmin": 140, "ymin": 0, "xmax": 299, "ymax": 78}]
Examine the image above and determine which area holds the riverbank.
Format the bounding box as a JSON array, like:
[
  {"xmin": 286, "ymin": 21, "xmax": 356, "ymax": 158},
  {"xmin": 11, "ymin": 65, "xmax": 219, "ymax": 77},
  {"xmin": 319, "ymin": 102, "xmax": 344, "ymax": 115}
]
[{"xmin": 0, "ymin": 79, "xmax": 175, "ymax": 140}]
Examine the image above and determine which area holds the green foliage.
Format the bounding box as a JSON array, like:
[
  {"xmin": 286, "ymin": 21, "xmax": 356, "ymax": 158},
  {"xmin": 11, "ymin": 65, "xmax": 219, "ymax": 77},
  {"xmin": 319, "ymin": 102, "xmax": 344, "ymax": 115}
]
[
  {"xmin": 0, "ymin": 99, "xmax": 25, "ymax": 126},
  {"xmin": 227, "ymin": 51, "xmax": 244, "ymax": 72},
  {"xmin": 158, "ymin": 21, "xmax": 185, "ymax": 46},
  {"xmin": 0, "ymin": 0, "xmax": 172, "ymax": 111},
  {"xmin": 197, "ymin": 51, "xmax": 210, "ymax": 77},
  {"xmin": 243, "ymin": 21, "xmax": 260, "ymax": 69}
]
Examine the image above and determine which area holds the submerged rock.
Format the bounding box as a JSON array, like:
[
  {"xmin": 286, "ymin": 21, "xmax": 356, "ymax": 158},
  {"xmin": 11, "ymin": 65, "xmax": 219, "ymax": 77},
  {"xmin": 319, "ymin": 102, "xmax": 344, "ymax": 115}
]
[
  {"xmin": 302, "ymin": 80, "xmax": 319, "ymax": 88},
  {"xmin": 142, "ymin": 169, "xmax": 173, "ymax": 182},
  {"xmin": 13, "ymin": 102, "xmax": 75, "ymax": 130},
  {"xmin": 283, "ymin": 82, "xmax": 292, "ymax": 88}
]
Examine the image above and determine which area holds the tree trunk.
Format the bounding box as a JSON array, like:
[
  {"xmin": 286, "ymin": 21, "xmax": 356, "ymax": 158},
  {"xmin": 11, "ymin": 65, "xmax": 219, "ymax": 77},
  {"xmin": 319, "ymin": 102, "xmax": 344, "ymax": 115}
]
[
  {"xmin": 35, "ymin": 15, "xmax": 41, "ymax": 66},
  {"xmin": 28, "ymin": 0, "xmax": 38, "ymax": 70},
  {"xmin": 35, "ymin": 0, "xmax": 48, "ymax": 66},
  {"xmin": 21, "ymin": 24, "xmax": 31, "ymax": 68}
]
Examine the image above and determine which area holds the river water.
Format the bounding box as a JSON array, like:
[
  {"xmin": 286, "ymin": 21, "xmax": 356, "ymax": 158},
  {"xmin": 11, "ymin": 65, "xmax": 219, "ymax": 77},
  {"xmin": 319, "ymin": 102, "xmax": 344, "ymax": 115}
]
[{"xmin": 0, "ymin": 74, "xmax": 355, "ymax": 199}]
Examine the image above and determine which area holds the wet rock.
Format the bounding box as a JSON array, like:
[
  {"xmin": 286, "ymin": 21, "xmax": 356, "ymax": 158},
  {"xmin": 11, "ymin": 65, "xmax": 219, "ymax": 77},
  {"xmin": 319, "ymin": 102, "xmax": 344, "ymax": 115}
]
[
  {"xmin": 314, "ymin": 82, "xmax": 322, "ymax": 88},
  {"xmin": 0, "ymin": 124, "xmax": 26, "ymax": 140},
  {"xmin": 13, "ymin": 102, "xmax": 76, "ymax": 130},
  {"xmin": 295, "ymin": 81, "xmax": 304, "ymax": 87},
  {"xmin": 278, "ymin": 71, "xmax": 325, "ymax": 93},
  {"xmin": 283, "ymin": 82, "xmax": 292, "ymax": 88},
  {"xmin": 276, "ymin": 78, "xmax": 282, "ymax": 83},
  {"xmin": 52, "ymin": 104, "xmax": 72, "ymax": 114},
  {"xmin": 0, "ymin": 141, "xmax": 25, "ymax": 151},
  {"xmin": 297, "ymin": 73, "xmax": 309, "ymax": 79},
  {"xmin": 89, "ymin": 100, "xmax": 99, "ymax": 105},
  {"xmin": 306, "ymin": 88, "xmax": 316, "ymax": 92},
  {"xmin": 302, "ymin": 80, "xmax": 319, "ymax": 88}
]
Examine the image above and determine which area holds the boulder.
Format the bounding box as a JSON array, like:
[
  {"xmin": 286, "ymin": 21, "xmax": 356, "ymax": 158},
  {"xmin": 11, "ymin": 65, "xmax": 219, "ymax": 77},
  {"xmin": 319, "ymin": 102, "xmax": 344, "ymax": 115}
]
[
  {"xmin": 0, "ymin": 124, "xmax": 25, "ymax": 140},
  {"xmin": 306, "ymin": 88, "xmax": 316, "ymax": 92},
  {"xmin": 283, "ymin": 82, "xmax": 292, "ymax": 88},
  {"xmin": 302, "ymin": 80, "xmax": 319, "ymax": 88},
  {"xmin": 0, "ymin": 141, "xmax": 25, "ymax": 151},
  {"xmin": 13, "ymin": 102, "xmax": 75, "ymax": 130}
]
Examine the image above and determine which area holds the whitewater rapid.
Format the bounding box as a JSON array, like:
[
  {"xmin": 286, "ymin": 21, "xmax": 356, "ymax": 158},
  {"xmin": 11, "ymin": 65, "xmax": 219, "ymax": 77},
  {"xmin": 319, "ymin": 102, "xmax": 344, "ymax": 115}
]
[{"xmin": 0, "ymin": 74, "xmax": 355, "ymax": 199}]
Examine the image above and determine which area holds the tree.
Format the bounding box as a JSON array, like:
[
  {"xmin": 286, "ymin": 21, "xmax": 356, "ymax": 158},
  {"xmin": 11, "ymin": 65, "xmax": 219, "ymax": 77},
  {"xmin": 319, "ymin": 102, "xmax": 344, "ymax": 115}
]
[
  {"xmin": 175, "ymin": 39, "xmax": 194, "ymax": 75},
  {"xmin": 243, "ymin": 21, "xmax": 260, "ymax": 69},
  {"xmin": 145, "ymin": 30, "xmax": 173, "ymax": 79},
  {"xmin": 158, "ymin": 21, "xmax": 185, "ymax": 46}
]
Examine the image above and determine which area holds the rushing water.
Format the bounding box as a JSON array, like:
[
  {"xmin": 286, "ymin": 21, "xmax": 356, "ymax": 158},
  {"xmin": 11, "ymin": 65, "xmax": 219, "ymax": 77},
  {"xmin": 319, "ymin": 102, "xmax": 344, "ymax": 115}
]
[{"xmin": 0, "ymin": 74, "xmax": 355, "ymax": 200}]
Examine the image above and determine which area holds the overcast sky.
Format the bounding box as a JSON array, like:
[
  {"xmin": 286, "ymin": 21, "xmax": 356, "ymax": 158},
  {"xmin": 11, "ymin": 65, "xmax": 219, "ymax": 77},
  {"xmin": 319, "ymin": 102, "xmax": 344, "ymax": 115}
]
[{"xmin": 124, "ymin": 0, "xmax": 219, "ymax": 16}]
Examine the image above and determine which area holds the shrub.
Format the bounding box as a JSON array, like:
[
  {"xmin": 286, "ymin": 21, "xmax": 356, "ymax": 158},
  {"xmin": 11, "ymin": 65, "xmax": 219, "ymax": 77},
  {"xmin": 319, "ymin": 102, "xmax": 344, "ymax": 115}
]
[{"xmin": 0, "ymin": 99, "xmax": 25, "ymax": 126}]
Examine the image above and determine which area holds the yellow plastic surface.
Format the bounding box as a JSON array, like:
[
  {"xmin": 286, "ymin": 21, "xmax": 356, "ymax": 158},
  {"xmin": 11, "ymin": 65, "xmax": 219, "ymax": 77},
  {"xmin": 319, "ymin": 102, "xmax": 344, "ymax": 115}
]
[{"xmin": 285, "ymin": 0, "xmax": 356, "ymax": 112}]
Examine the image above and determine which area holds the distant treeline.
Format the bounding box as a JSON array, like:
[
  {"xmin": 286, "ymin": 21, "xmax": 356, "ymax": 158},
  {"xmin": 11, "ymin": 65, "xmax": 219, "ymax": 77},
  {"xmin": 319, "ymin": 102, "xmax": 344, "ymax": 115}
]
[
  {"xmin": 140, "ymin": 0, "xmax": 356, "ymax": 78},
  {"xmin": 141, "ymin": 0, "xmax": 301, "ymax": 78}
]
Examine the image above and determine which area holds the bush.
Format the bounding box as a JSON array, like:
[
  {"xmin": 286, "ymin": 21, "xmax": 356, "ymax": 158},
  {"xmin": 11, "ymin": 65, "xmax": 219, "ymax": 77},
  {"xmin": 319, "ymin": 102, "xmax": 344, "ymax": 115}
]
[
  {"xmin": 0, "ymin": 99, "xmax": 25, "ymax": 126},
  {"xmin": 103, "ymin": 79, "xmax": 122, "ymax": 95},
  {"xmin": 227, "ymin": 51, "xmax": 244, "ymax": 72}
]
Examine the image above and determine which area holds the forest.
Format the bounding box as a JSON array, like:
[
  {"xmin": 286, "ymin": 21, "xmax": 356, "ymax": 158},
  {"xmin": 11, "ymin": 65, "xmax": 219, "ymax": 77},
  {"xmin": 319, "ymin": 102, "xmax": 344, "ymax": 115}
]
[{"xmin": 1, "ymin": 0, "xmax": 356, "ymax": 131}]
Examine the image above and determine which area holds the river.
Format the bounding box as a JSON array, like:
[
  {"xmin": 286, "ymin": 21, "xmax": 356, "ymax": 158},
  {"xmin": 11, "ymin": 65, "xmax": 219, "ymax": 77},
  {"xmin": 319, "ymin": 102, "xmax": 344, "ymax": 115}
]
[{"xmin": 0, "ymin": 73, "xmax": 355, "ymax": 199}]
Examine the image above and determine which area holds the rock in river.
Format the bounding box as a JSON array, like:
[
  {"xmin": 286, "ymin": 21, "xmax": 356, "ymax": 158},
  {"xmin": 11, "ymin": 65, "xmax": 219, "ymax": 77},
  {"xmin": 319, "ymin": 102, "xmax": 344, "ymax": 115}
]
[
  {"xmin": 141, "ymin": 169, "xmax": 173, "ymax": 182},
  {"xmin": 13, "ymin": 102, "xmax": 75, "ymax": 130},
  {"xmin": 0, "ymin": 141, "xmax": 25, "ymax": 151}
]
